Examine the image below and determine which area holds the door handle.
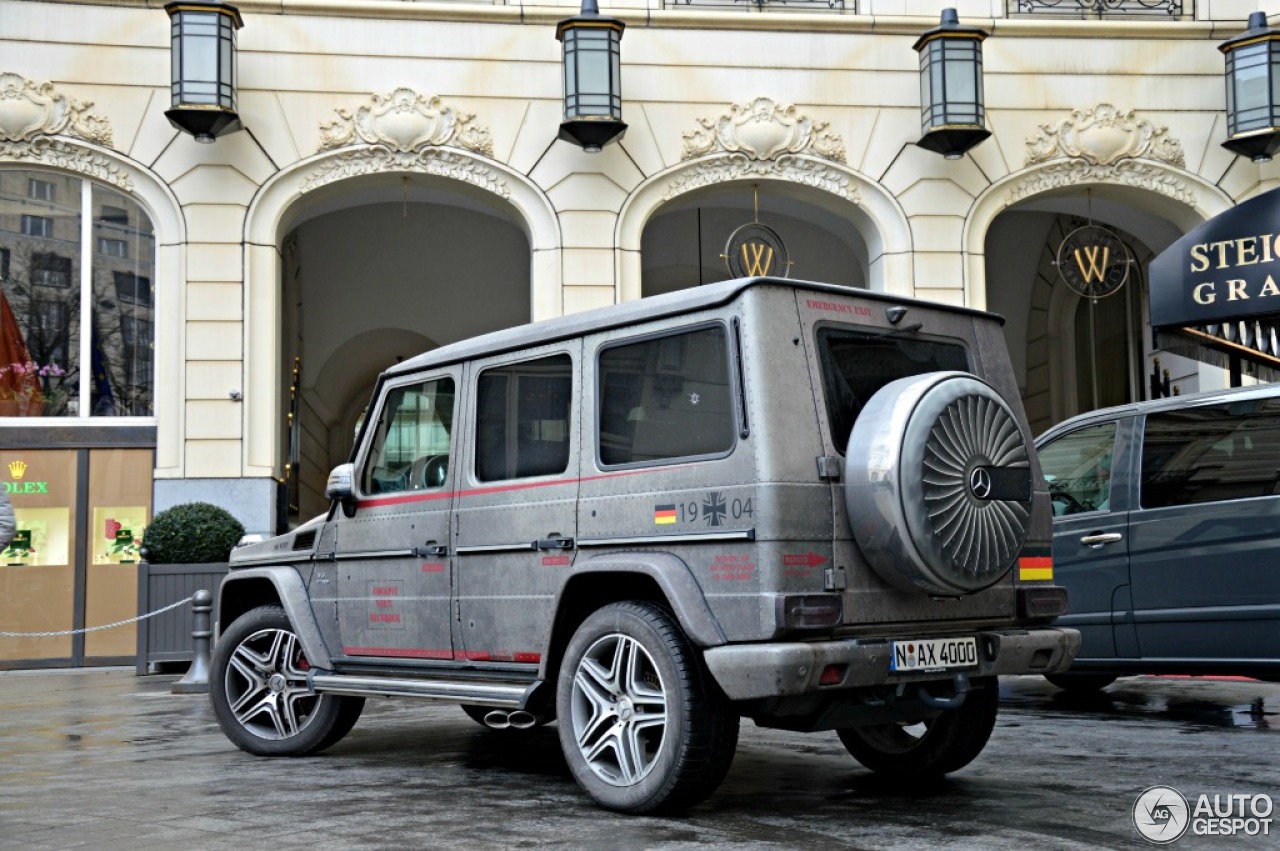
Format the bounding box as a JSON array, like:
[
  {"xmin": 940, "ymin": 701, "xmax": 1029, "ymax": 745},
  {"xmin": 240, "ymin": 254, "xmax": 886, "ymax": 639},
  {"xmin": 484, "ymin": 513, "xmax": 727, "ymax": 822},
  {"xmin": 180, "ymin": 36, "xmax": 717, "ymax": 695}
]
[
  {"xmin": 534, "ymin": 537, "xmax": 574, "ymax": 551},
  {"xmin": 1079, "ymin": 532, "xmax": 1123, "ymax": 548},
  {"xmin": 414, "ymin": 543, "xmax": 448, "ymax": 558}
]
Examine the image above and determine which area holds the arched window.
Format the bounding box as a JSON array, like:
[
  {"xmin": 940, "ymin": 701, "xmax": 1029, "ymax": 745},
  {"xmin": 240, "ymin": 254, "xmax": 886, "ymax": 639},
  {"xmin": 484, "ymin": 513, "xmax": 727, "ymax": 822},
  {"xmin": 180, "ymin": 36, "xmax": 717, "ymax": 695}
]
[{"xmin": 0, "ymin": 170, "xmax": 155, "ymax": 418}]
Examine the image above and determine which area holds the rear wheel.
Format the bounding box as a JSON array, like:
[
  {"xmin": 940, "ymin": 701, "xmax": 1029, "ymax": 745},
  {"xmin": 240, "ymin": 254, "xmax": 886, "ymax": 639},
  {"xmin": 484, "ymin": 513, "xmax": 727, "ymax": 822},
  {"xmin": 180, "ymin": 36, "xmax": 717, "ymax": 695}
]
[
  {"xmin": 556, "ymin": 601, "xmax": 739, "ymax": 814},
  {"xmin": 209, "ymin": 605, "xmax": 363, "ymax": 756},
  {"xmin": 1045, "ymin": 672, "xmax": 1117, "ymax": 693},
  {"xmin": 837, "ymin": 677, "xmax": 999, "ymax": 779}
]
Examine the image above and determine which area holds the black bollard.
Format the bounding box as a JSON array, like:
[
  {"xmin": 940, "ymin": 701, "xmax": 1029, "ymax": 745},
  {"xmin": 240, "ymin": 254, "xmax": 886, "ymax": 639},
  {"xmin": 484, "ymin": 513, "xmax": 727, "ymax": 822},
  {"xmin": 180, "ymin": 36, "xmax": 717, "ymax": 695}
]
[{"xmin": 172, "ymin": 589, "xmax": 213, "ymax": 695}]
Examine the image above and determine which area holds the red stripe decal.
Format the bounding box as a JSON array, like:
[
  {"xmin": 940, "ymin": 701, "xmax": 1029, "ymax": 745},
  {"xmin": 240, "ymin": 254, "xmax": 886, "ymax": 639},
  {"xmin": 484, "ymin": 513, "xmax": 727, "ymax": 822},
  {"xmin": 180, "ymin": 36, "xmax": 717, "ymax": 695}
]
[
  {"xmin": 343, "ymin": 646, "xmax": 452, "ymax": 659},
  {"xmin": 356, "ymin": 465, "xmax": 686, "ymax": 509},
  {"xmin": 1018, "ymin": 556, "xmax": 1053, "ymax": 568}
]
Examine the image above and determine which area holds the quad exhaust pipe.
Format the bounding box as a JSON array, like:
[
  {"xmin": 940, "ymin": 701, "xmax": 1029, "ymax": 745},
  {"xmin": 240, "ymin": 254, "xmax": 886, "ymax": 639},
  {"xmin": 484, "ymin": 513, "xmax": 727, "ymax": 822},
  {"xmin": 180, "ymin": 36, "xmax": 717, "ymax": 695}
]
[{"xmin": 483, "ymin": 709, "xmax": 540, "ymax": 729}]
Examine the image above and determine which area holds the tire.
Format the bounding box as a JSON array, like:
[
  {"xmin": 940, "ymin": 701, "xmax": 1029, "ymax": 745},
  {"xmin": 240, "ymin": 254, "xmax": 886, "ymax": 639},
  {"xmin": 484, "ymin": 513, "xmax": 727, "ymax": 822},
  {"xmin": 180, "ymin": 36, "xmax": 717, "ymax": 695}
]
[
  {"xmin": 845, "ymin": 372, "xmax": 1033, "ymax": 595},
  {"xmin": 209, "ymin": 605, "xmax": 364, "ymax": 756},
  {"xmin": 1045, "ymin": 672, "xmax": 1117, "ymax": 693},
  {"xmin": 837, "ymin": 677, "xmax": 999, "ymax": 780},
  {"xmin": 556, "ymin": 601, "xmax": 739, "ymax": 814}
]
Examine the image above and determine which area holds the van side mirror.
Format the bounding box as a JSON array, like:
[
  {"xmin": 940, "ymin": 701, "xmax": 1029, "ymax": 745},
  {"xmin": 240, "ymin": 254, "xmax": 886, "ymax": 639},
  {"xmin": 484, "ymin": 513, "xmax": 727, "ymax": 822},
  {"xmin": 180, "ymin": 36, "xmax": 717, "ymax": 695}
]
[{"xmin": 325, "ymin": 463, "xmax": 357, "ymax": 518}]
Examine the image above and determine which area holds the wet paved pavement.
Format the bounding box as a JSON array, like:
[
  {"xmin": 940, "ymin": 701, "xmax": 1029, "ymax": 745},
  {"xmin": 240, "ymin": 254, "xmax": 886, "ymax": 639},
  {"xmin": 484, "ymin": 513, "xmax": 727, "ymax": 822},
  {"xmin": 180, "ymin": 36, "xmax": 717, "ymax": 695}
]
[{"xmin": 0, "ymin": 670, "xmax": 1277, "ymax": 849}]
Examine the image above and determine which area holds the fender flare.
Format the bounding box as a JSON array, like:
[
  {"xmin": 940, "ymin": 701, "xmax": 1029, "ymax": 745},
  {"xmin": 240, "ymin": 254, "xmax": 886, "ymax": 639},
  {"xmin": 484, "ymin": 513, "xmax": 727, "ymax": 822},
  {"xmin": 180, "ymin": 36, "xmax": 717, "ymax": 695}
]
[
  {"xmin": 218, "ymin": 566, "xmax": 334, "ymax": 670},
  {"xmin": 538, "ymin": 551, "xmax": 727, "ymax": 681}
]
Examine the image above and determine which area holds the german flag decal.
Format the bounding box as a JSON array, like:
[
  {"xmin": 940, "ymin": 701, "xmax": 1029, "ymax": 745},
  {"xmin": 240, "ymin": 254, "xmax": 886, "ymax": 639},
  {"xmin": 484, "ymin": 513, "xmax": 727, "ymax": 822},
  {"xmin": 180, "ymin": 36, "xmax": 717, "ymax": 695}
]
[
  {"xmin": 654, "ymin": 504, "xmax": 677, "ymax": 525},
  {"xmin": 1018, "ymin": 556, "xmax": 1053, "ymax": 582}
]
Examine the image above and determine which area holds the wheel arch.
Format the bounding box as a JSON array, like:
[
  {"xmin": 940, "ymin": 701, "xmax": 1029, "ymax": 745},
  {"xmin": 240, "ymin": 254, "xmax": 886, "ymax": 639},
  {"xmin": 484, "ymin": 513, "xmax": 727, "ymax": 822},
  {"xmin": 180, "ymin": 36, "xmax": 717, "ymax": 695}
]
[
  {"xmin": 217, "ymin": 566, "xmax": 334, "ymax": 670},
  {"xmin": 538, "ymin": 552, "xmax": 727, "ymax": 685}
]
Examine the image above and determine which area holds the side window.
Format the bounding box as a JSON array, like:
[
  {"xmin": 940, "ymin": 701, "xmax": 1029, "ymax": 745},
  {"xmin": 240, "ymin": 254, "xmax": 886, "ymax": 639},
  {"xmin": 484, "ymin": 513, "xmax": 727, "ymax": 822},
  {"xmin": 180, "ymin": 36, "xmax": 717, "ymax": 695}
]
[
  {"xmin": 1141, "ymin": 401, "xmax": 1280, "ymax": 509},
  {"xmin": 476, "ymin": 354, "xmax": 572, "ymax": 482},
  {"xmin": 598, "ymin": 326, "xmax": 735, "ymax": 466},
  {"xmin": 1038, "ymin": 422, "xmax": 1117, "ymax": 516},
  {"xmin": 816, "ymin": 327, "xmax": 969, "ymax": 452},
  {"xmin": 360, "ymin": 377, "xmax": 455, "ymax": 494}
]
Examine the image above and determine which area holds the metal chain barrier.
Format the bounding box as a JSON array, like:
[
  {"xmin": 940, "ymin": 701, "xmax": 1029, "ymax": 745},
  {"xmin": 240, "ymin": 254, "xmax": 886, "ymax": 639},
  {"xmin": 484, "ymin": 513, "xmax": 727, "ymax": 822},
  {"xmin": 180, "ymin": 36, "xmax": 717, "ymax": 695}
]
[{"xmin": 0, "ymin": 595, "xmax": 195, "ymax": 638}]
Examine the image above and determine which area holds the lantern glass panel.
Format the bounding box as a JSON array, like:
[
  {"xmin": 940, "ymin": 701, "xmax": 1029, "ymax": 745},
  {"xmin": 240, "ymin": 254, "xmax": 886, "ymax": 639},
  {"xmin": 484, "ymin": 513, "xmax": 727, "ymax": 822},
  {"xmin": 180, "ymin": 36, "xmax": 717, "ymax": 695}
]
[
  {"xmin": 920, "ymin": 38, "xmax": 983, "ymax": 131},
  {"xmin": 1229, "ymin": 42, "xmax": 1272, "ymax": 134},
  {"xmin": 563, "ymin": 27, "xmax": 620, "ymax": 120}
]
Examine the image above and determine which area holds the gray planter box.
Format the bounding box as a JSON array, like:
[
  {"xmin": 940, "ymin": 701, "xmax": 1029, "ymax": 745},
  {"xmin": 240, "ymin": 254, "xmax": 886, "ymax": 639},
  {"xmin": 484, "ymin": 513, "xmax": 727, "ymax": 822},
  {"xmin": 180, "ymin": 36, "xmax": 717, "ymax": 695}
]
[{"xmin": 135, "ymin": 561, "xmax": 227, "ymax": 675}]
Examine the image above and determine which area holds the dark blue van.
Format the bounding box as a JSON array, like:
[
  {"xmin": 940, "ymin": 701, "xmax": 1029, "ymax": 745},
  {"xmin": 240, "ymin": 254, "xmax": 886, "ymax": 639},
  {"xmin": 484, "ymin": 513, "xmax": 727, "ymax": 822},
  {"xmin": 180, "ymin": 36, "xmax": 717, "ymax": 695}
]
[{"xmin": 1036, "ymin": 384, "xmax": 1280, "ymax": 691}]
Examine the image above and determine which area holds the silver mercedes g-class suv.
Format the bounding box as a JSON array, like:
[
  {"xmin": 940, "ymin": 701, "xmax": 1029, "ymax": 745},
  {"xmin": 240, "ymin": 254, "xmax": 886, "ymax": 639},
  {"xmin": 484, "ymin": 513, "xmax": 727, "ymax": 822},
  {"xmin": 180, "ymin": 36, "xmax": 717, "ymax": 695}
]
[{"xmin": 210, "ymin": 277, "xmax": 1079, "ymax": 814}]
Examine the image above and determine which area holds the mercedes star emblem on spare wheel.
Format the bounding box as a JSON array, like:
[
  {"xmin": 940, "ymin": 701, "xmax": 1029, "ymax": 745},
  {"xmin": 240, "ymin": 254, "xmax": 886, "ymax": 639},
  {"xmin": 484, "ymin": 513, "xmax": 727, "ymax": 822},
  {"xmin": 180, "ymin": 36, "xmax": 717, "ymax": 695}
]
[{"xmin": 969, "ymin": 467, "xmax": 993, "ymax": 499}]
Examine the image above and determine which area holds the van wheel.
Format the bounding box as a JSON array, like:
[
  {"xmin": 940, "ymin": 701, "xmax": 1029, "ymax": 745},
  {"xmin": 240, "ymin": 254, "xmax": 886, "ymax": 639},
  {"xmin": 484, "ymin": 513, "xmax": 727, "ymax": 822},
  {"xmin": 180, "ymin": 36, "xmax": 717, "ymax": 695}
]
[
  {"xmin": 837, "ymin": 677, "xmax": 998, "ymax": 779},
  {"xmin": 209, "ymin": 605, "xmax": 363, "ymax": 756},
  {"xmin": 556, "ymin": 602, "xmax": 739, "ymax": 814},
  {"xmin": 1045, "ymin": 672, "xmax": 1117, "ymax": 693}
]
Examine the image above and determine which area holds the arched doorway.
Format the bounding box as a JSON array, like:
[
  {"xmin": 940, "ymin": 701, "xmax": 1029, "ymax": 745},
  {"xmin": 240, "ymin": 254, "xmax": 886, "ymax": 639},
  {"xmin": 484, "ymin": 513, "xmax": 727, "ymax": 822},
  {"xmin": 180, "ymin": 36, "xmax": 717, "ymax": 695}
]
[
  {"xmin": 984, "ymin": 188, "xmax": 1210, "ymax": 434},
  {"xmin": 640, "ymin": 181, "xmax": 870, "ymax": 295},
  {"xmin": 277, "ymin": 176, "xmax": 533, "ymax": 522}
]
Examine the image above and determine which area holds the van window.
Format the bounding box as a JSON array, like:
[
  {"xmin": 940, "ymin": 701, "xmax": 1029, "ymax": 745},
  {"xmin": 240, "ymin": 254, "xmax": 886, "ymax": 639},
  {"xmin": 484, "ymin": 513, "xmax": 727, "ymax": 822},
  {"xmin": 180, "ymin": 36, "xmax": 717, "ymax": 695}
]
[
  {"xmin": 816, "ymin": 327, "xmax": 969, "ymax": 452},
  {"xmin": 1039, "ymin": 422, "xmax": 1117, "ymax": 515},
  {"xmin": 476, "ymin": 354, "xmax": 573, "ymax": 482},
  {"xmin": 1141, "ymin": 400, "xmax": 1280, "ymax": 508},
  {"xmin": 361, "ymin": 377, "xmax": 455, "ymax": 494},
  {"xmin": 597, "ymin": 326, "xmax": 735, "ymax": 466}
]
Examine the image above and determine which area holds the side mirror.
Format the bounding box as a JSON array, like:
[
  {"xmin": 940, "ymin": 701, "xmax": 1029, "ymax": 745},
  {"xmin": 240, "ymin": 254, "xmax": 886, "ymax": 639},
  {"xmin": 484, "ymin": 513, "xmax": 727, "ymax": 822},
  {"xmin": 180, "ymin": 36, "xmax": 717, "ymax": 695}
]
[{"xmin": 325, "ymin": 463, "xmax": 357, "ymax": 517}]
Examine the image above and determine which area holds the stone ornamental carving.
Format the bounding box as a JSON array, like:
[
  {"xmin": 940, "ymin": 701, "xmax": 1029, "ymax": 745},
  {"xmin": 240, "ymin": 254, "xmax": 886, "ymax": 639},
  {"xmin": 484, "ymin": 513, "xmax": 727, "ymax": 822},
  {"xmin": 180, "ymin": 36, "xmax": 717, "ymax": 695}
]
[
  {"xmin": 1025, "ymin": 103, "xmax": 1185, "ymax": 168},
  {"xmin": 663, "ymin": 155, "xmax": 858, "ymax": 203},
  {"xmin": 682, "ymin": 97, "xmax": 846, "ymax": 164},
  {"xmin": 304, "ymin": 147, "xmax": 509, "ymax": 198},
  {"xmin": 317, "ymin": 89, "xmax": 493, "ymax": 158},
  {"xmin": 1006, "ymin": 160, "xmax": 1195, "ymax": 208},
  {"xmin": 0, "ymin": 72, "xmax": 114, "ymax": 147},
  {"xmin": 0, "ymin": 72, "xmax": 130, "ymax": 189}
]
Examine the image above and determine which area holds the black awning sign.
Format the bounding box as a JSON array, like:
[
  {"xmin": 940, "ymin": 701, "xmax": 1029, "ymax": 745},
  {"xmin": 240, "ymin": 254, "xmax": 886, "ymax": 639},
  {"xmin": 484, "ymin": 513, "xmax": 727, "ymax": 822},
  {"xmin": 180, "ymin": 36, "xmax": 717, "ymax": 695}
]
[{"xmin": 1149, "ymin": 186, "xmax": 1280, "ymax": 328}]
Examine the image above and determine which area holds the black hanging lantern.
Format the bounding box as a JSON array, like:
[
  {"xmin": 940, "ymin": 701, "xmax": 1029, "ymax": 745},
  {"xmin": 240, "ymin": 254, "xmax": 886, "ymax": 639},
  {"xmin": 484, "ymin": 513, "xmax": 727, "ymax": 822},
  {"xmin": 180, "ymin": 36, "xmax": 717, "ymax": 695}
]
[
  {"xmin": 1220, "ymin": 11, "xmax": 1280, "ymax": 163},
  {"xmin": 913, "ymin": 8, "xmax": 990, "ymax": 159},
  {"xmin": 556, "ymin": 0, "xmax": 626, "ymax": 153},
  {"xmin": 164, "ymin": 1, "xmax": 243, "ymax": 143}
]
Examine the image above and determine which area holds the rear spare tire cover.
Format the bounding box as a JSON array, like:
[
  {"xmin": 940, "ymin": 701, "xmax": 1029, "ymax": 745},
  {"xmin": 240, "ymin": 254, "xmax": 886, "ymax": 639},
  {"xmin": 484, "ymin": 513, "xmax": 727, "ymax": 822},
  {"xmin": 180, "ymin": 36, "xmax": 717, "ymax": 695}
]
[{"xmin": 844, "ymin": 371, "xmax": 1032, "ymax": 595}]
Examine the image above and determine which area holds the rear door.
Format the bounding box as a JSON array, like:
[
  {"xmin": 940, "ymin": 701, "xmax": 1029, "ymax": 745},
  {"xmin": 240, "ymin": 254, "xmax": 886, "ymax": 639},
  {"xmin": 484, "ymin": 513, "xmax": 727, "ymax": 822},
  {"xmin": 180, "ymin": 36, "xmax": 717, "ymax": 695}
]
[
  {"xmin": 453, "ymin": 344, "xmax": 580, "ymax": 664},
  {"xmin": 1128, "ymin": 400, "xmax": 1280, "ymax": 663},
  {"xmin": 1037, "ymin": 418, "xmax": 1132, "ymax": 661}
]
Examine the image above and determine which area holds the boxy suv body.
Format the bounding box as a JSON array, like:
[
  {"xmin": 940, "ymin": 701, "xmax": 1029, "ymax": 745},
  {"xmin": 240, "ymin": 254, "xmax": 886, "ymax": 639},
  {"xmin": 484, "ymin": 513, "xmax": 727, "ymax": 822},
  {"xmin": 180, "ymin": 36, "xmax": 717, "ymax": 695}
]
[
  {"xmin": 210, "ymin": 277, "xmax": 1078, "ymax": 813},
  {"xmin": 1036, "ymin": 383, "xmax": 1280, "ymax": 692}
]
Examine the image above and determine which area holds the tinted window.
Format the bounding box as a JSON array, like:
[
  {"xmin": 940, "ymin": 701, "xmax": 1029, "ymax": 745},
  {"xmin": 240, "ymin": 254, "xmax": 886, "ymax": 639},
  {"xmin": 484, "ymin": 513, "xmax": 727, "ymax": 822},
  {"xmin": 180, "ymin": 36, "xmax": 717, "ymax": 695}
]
[
  {"xmin": 361, "ymin": 377, "xmax": 455, "ymax": 494},
  {"xmin": 476, "ymin": 354, "xmax": 572, "ymax": 482},
  {"xmin": 598, "ymin": 326, "xmax": 735, "ymax": 466},
  {"xmin": 1038, "ymin": 422, "xmax": 1117, "ymax": 515},
  {"xmin": 817, "ymin": 327, "xmax": 969, "ymax": 452},
  {"xmin": 1141, "ymin": 399, "xmax": 1280, "ymax": 509}
]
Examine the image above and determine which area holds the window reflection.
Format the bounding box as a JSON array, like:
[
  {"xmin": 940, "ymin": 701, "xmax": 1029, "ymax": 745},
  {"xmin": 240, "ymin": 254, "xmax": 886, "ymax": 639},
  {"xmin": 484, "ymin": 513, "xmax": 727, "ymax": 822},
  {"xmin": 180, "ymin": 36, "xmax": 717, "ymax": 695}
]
[{"xmin": 0, "ymin": 170, "xmax": 155, "ymax": 418}]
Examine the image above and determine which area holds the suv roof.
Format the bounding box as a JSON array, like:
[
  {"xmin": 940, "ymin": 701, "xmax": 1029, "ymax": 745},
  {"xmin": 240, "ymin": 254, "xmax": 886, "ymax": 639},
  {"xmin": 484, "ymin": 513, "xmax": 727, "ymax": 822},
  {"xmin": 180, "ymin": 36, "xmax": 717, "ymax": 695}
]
[
  {"xmin": 1038, "ymin": 382, "xmax": 1280, "ymax": 439},
  {"xmin": 387, "ymin": 276, "xmax": 1002, "ymax": 378}
]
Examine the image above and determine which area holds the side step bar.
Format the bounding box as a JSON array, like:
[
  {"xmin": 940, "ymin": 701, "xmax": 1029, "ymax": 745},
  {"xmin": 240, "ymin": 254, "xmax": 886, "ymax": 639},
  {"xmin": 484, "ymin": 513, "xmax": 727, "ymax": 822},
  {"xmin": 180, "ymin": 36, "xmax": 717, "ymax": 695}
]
[{"xmin": 308, "ymin": 672, "xmax": 533, "ymax": 708}]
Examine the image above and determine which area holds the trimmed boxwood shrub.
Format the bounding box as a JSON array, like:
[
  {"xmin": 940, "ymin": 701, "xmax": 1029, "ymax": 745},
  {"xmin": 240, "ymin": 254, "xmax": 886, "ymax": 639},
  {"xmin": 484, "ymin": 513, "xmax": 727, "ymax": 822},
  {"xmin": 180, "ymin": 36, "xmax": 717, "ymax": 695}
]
[{"xmin": 143, "ymin": 502, "xmax": 245, "ymax": 564}]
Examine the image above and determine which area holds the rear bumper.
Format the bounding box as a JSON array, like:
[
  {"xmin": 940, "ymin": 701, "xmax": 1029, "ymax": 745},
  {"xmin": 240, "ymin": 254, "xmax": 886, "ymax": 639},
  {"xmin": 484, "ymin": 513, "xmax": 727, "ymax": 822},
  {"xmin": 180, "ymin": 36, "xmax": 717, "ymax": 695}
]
[{"xmin": 702, "ymin": 627, "xmax": 1081, "ymax": 701}]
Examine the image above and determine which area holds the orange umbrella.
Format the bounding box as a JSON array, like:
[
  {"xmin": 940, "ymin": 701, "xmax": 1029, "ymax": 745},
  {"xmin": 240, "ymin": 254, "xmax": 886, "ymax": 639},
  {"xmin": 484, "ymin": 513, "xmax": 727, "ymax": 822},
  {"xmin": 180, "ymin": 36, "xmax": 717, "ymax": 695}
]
[{"xmin": 0, "ymin": 289, "xmax": 44, "ymax": 416}]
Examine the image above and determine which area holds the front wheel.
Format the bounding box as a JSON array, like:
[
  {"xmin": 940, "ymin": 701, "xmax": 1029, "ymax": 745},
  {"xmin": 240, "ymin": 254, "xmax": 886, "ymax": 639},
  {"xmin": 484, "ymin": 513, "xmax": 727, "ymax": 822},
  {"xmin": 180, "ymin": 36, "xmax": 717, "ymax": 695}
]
[
  {"xmin": 209, "ymin": 605, "xmax": 364, "ymax": 756},
  {"xmin": 556, "ymin": 601, "xmax": 739, "ymax": 814},
  {"xmin": 837, "ymin": 676, "xmax": 999, "ymax": 780}
]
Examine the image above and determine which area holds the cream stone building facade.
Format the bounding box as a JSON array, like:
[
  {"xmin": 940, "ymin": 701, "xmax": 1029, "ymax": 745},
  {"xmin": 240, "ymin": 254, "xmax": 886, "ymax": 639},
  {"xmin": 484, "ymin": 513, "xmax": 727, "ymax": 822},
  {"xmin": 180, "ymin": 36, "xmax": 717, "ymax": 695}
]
[{"xmin": 0, "ymin": 0, "xmax": 1276, "ymax": 665}]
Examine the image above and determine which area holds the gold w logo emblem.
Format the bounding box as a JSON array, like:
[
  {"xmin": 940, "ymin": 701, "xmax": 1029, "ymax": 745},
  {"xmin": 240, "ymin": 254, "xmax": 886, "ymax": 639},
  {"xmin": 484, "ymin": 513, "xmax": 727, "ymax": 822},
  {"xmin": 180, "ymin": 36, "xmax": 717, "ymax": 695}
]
[
  {"xmin": 1072, "ymin": 245, "xmax": 1111, "ymax": 284},
  {"xmin": 8, "ymin": 460, "xmax": 27, "ymax": 480},
  {"xmin": 740, "ymin": 242, "xmax": 775, "ymax": 276}
]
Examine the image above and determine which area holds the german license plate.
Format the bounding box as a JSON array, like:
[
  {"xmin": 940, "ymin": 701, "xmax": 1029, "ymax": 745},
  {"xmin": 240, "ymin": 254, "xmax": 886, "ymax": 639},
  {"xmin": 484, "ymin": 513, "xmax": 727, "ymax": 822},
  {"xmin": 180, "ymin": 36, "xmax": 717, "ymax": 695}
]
[{"xmin": 889, "ymin": 637, "xmax": 978, "ymax": 672}]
